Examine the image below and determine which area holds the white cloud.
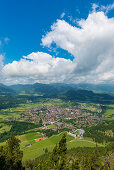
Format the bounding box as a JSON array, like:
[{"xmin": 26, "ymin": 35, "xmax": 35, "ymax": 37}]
[
  {"xmin": 92, "ymin": 3, "xmax": 99, "ymax": 12},
  {"xmin": 42, "ymin": 9, "xmax": 114, "ymax": 84},
  {"xmin": 91, "ymin": 3, "xmax": 114, "ymax": 14},
  {"xmin": 101, "ymin": 3, "xmax": 114, "ymax": 14},
  {"xmin": 2, "ymin": 52, "xmax": 75, "ymax": 84},
  {"xmin": 60, "ymin": 12, "xmax": 65, "ymax": 18}
]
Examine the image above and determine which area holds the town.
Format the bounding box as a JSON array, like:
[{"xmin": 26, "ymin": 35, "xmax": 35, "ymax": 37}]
[{"xmin": 21, "ymin": 103, "xmax": 104, "ymax": 131}]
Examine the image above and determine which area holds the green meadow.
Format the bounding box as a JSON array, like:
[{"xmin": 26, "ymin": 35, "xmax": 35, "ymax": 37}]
[
  {"xmin": 104, "ymin": 105, "xmax": 114, "ymax": 120},
  {"xmin": 48, "ymin": 125, "xmax": 57, "ymax": 129},
  {"xmin": 79, "ymin": 102, "xmax": 99, "ymax": 112},
  {"xmin": 15, "ymin": 132, "xmax": 104, "ymax": 161},
  {"xmin": 0, "ymin": 123, "xmax": 12, "ymax": 133},
  {"xmin": 0, "ymin": 130, "xmax": 106, "ymax": 161}
]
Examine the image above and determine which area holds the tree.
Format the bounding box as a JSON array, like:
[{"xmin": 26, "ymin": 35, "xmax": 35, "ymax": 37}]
[
  {"xmin": 71, "ymin": 159, "xmax": 80, "ymax": 170},
  {"xmin": 58, "ymin": 133, "xmax": 67, "ymax": 169},
  {"xmin": 5, "ymin": 136, "xmax": 24, "ymax": 170},
  {"xmin": 0, "ymin": 146, "xmax": 6, "ymax": 170},
  {"xmin": 50, "ymin": 144, "xmax": 59, "ymax": 166},
  {"xmin": 58, "ymin": 133, "xmax": 67, "ymax": 156},
  {"xmin": 48, "ymin": 134, "xmax": 67, "ymax": 169},
  {"xmin": 90, "ymin": 149, "xmax": 103, "ymax": 170}
]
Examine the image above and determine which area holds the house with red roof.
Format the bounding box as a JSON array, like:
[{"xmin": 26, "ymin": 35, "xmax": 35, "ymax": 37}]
[{"xmin": 35, "ymin": 138, "xmax": 43, "ymax": 142}]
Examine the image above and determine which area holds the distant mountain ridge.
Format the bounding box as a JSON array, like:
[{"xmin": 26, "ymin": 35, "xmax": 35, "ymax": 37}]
[
  {"xmin": 70, "ymin": 83, "xmax": 114, "ymax": 93},
  {"xmin": 0, "ymin": 83, "xmax": 114, "ymax": 104},
  {"xmin": 0, "ymin": 83, "xmax": 113, "ymax": 95},
  {"xmin": 9, "ymin": 83, "xmax": 114, "ymax": 94}
]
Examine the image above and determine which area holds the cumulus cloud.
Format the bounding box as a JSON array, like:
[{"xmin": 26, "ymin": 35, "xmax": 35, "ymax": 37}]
[
  {"xmin": 42, "ymin": 8, "xmax": 114, "ymax": 84},
  {"xmin": 1, "ymin": 4, "xmax": 114, "ymax": 84},
  {"xmin": 2, "ymin": 52, "xmax": 75, "ymax": 84}
]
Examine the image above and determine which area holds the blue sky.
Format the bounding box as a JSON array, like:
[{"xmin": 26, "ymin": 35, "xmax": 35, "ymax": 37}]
[{"xmin": 0, "ymin": 0, "xmax": 114, "ymax": 84}]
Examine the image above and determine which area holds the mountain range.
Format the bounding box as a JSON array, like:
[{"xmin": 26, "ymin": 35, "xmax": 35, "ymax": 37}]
[{"xmin": 0, "ymin": 83, "xmax": 114, "ymax": 105}]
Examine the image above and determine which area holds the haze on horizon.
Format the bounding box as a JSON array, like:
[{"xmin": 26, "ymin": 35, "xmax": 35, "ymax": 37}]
[{"xmin": 0, "ymin": 0, "xmax": 114, "ymax": 85}]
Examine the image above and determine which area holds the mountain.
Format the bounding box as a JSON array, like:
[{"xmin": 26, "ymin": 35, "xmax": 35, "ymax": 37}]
[
  {"xmin": 70, "ymin": 83, "xmax": 114, "ymax": 93},
  {"xmin": 9, "ymin": 83, "xmax": 114, "ymax": 104},
  {"xmin": 62, "ymin": 89, "xmax": 114, "ymax": 104},
  {"xmin": 9, "ymin": 83, "xmax": 74, "ymax": 96},
  {"xmin": 0, "ymin": 83, "xmax": 16, "ymax": 95},
  {"xmin": 9, "ymin": 83, "xmax": 114, "ymax": 95}
]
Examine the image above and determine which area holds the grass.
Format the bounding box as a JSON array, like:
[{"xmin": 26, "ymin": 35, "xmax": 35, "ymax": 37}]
[
  {"xmin": 48, "ymin": 125, "xmax": 57, "ymax": 129},
  {"xmin": 79, "ymin": 102, "xmax": 99, "ymax": 112},
  {"xmin": 0, "ymin": 130, "xmax": 105, "ymax": 161},
  {"xmin": 0, "ymin": 124, "xmax": 12, "ymax": 134},
  {"xmin": 20, "ymin": 132, "xmax": 104, "ymax": 161},
  {"xmin": 104, "ymin": 106, "xmax": 114, "ymax": 120},
  {"xmin": 67, "ymin": 137, "xmax": 104, "ymax": 150},
  {"xmin": 21, "ymin": 132, "xmax": 74, "ymax": 160},
  {"xmin": 19, "ymin": 133, "xmax": 43, "ymax": 148}
]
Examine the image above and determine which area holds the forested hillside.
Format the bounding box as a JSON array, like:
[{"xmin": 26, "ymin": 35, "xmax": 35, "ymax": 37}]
[{"xmin": 1, "ymin": 134, "xmax": 113, "ymax": 169}]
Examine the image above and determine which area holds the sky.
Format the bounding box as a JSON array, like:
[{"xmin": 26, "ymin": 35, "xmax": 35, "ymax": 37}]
[{"xmin": 0, "ymin": 0, "xmax": 114, "ymax": 85}]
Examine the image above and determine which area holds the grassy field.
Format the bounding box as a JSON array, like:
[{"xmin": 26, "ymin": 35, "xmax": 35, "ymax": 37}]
[
  {"xmin": 79, "ymin": 102, "xmax": 99, "ymax": 112},
  {"xmin": 104, "ymin": 105, "xmax": 114, "ymax": 120},
  {"xmin": 0, "ymin": 123, "xmax": 12, "ymax": 133},
  {"xmin": 48, "ymin": 125, "xmax": 57, "ymax": 129},
  {"xmin": 16, "ymin": 132, "xmax": 104, "ymax": 161},
  {"xmin": 0, "ymin": 130, "xmax": 105, "ymax": 161},
  {"xmin": 18, "ymin": 132, "xmax": 74, "ymax": 160},
  {"xmin": 0, "ymin": 104, "xmax": 39, "ymax": 122}
]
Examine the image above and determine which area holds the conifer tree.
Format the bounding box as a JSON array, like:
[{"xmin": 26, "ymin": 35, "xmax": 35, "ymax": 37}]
[
  {"xmin": 58, "ymin": 133, "xmax": 67, "ymax": 156},
  {"xmin": 0, "ymin": 146, "xmax": 6, "ymax": 170},
  {"xmin": 5, "ymin": 136, "xmax": 24, "ymax": 170}
]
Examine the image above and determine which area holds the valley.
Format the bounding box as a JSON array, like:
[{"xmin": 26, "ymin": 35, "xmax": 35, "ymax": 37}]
[{"xmin": 0, "ymin": 83, "xmax": 114, "ymax": 164}]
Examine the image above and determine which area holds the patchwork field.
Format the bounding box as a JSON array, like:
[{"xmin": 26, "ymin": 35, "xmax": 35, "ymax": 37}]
[{"xmin": 9, "ymin": 131, "xmax": 104, "ymax": 161}]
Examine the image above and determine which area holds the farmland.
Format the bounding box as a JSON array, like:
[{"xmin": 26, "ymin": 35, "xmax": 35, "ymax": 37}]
[
  {"xmin": 18, "ymin": 132, "xmax": 104, "ymax": 160},
  {"xmin": 0, "ymin": 130, "xmax": 104, "ymax": 160},
  {"xmin": 104, "ymin": 105, "xmax": 114, "ymax": 120},
  {"xmin": 0, "ymin": 98, "xmax": 113, "ymax": 161}
]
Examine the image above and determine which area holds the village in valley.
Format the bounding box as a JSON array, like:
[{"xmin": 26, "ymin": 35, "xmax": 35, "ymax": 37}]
[{"xmin": 21, "ymin": 103, "xmax": 104, "ymax": 134}]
